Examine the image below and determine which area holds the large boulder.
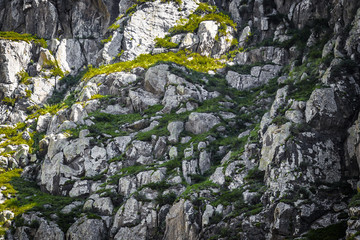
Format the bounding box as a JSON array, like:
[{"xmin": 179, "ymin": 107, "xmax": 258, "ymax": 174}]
[
  {"xmin": 197, "ymin": 21, "xmax": 218, "ymax": 57},
  {"xmin": 0, "ymin": 40, "xmax": 32, "ymax": 98},
  {"xmin": 185, "ymin": 112, "xmax": 220, "ymax": 135},
  {"xmin": 163, "ymin": 199, "xmax": 199, "ymax": 240},
  {"xmin": 67, "ymin": 216, "xmax": 107, "ymax": 240},
  {"xmin": 144, "ymin": 64, "xmax": 169, "ymax": 95},
  {"xmin": 120, "ymin": 0, "xmax": 198, "ymax": 61}
]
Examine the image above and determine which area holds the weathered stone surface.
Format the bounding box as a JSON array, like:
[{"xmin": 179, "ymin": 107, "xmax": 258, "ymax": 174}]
[
  {"xmin": 144, "ymin": 64, "xmax": 169, "ymax": 95},
  {"xmin": 259, "ymin": 122, "xmax": 291, "ymax": 170},
  {"xmin": 179, "ymin": 33, "xmax": 199, "ymax": 51},
  {"xmin": 305, "ymin": 88, "xmax": 339, "ymax": 129},
  {"xmin": 167, "ymin": 121, "xmax": 184, "ymax": 143},
  {"xmin": 55, "ymin": 39, "xmax": 86, "ymax": 74},
  {"xmin": 197, "ymin": 21, "xmax": 218, "ymax": 57},
  {"xmin": 67, "ymin": 216, "xmax": 107, "ymax": 240},
  {"xmin": 0, "ymin": 40, "xmax": 32, "ymax": 98},
  {"xmin": 120, "ymin": 0, "xmax": 197, "ymax": 61},
  {"xmin": 34, "ymin": 220, "xmax": 64, "ymax": 240},
  {"xmin": 164, "ymin": 199, "xmax": 199, "ymax": 240},
  {"xmin": 185, "ymin": 112, "xmax": 220, "ymax": 135},
  {"xmin": 226, "ymin": 65, "xmax": 282, "ymax": 91},
  {"xmin": 210, "ymin": 167, "xmax": 225, "ymax": 185}
]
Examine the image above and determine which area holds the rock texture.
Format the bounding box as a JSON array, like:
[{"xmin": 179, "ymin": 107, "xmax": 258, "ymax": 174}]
[{"xmin": 1, "ymin": 0, "xmax": 360, "ymax": 240}]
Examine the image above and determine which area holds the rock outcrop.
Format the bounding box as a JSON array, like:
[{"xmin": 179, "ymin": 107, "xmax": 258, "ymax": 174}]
[{"xmin": 2, "ymin": 0, "xmax": 360, "ymax": 240}]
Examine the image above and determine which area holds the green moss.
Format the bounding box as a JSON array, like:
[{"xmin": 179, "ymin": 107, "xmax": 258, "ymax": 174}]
[
  {"xmin": 0, "ymin": 123, "xmax": 34, "ymax": 154},
  {"xmin": 155, "ymin": 192, "xmax": 177, "ymax": 206},
  {"xmin": 83, "ymin": 50, "xmax": 225, "ymax": 80},
  {"xmin": 126, "ymin": 4, "xmax": 138, "ymax": 15},
  {"xmin": 2, "ymin": 97, "xmax": 17, "ymax": 107},
  {"xmin": 180, "ymin": 180, "xmax": 218, "ymax": 199},
  {"xmin": 109, "ymin": 154, "xmax": 126, "ymax": 163},
  {"xmin": 349, "ymin": 192, "xmax": 360, "ymax": 207},
  {"xmin": 86, "ymin": 111, "xmax": 142, "ymax": 140},
  {"xmin": 101, "ymin": 35, "xmax": 113, "ymax": 44},
  {"xmin": 0, "ymin": 31, "xmax": 48, "ymax": 48},
  {"xmin": 108, "ymin": 23, "xmax": 120, "ymax": 31},
  {"xmin": 18, "ymin": 70, "xmax": 31, "ymax": 85},
  {"xmin": 43, "ymin": 59, "xmax": 65, "ymax": 78},
  {"xmin": 0, "ymin": 169, "xmax": 79, "ymax": 233},
  {"xmin": 155, "ymin": 37, "xmax": 179, "ymax": 49},
  {"xmin": 244, "ymin": 167, "xmax": 264, "ymax": 182},
  {"xmin": 169, "ymin": 11, "xmax": 236, "ymax": 35},
  {"xmin": 304, "ymin": 221, "xmax": 347, "ymax": 240}
]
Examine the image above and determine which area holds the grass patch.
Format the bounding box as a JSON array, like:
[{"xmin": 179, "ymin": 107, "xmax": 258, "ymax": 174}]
[
  {"xmin": 0, "ymin": 31, "xmax": 47, "ymax": 48},
  {"xmin": 155, "ymin": 37, "xmax": 179, "ymax": 49},
  {"xmin": 169, "ymin": 3, "xmax": 236, "ymax": 36},
  {"xmin": 83, "ymin": 50, "xmax": 225, "ymax": 80},
  {"xmin": 304, "ymin": 221, "xmax": 347, "ymax": 240},
  {"xmin": 0, "ymin": 169, "xmax": 79, "ymax": 233}
]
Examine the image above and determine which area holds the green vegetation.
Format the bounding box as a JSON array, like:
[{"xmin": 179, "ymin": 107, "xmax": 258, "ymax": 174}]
[
  {"xmin": 86, "ymin": 111, "xmax": 143, "ymax": 140},
  {"xmin": 0, "ymin": 31, "xmax": 48, "ymax": 48},
  {"xmin": 349, "ymin": 192, "xmax": 360, "ymax": 207},
  {"xmin": 2, "ymin": 97, "xmax": 17, "ymax": 107},
  {"xmin": 0, "ymin": 123, "xmax": 34, "ymax": 154},
  {"xmin": 83, "ymin": 50, "xmax": 225, "ymax": 80},
  {"xmin": 126, "ymin": 4, "xmax": 138, "ymax": 15},
  {"xmin": 18, "ymin": 70, "xmax": 31, "ymax": 85},
  {"xmin": 101, "ymin": 35, "xmax": 113, "ymax": 44},
  {"xmin": 169, "ymin": 3, "xmax": 236, "ymax": 36},
  {"xmin": 108, "ymin": 23, "xmax": 120, "ymax": 31},
  {"xmin": 155, "ymin": 37, "xmax": 179, "ymax": 49},
  {"xmin": 0, "ymin": 169, "xmax": 80, "ymax": 234},
  {"xmin": 304, "ymin": 221, "xmax": 347, "ymax": 240}
]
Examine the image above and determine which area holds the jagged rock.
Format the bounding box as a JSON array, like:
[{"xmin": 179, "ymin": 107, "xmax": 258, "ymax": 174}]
[
  {"xmin": 164, "ymin": 199, "xmax": 199, "ymax": 240},
  {"xmin": 101, "ymin": 32, "xmax": 123, "ymax": 64},
  {"xmin": 90, "ymin": 194, "xmax": 114, "ymax": 216},
  {"xmin": 154, "ymin": 136, "xmax": 167, "ymax": 159},
  {"xmin": 197, "ymin": 21, "xmax": 218, "ymax": 57},
  {"xmin": 144, "ymin": 64, "xmax": 169, "ymax": 95},
  {"xmin": 236, "ymin": 47, "xmax": 288, "ymax": 65},
  {"xmin": 209, "ymin": 167, "xmax": 225, "ymax": 185},
  {"xmin": 167, "ymin": 121, "xmax": 184, "ymax": 143},
  {"xmin": 259, "ymin": 122, "xmax": 291, "ymax": 170},
  {"xmin": 120, "ymin": 0, "xmax": 197, "ymax": 61},
  {"xmin": 185, "ymin": 112, "xmax": 220, "ymax": 135},
  {"xmin": 55, "ymin": 39, "xmax": 86, "ymax": 74},
  {"xmin": 305, "ymin": 88, "xmax": 339, "ymax": 129},
  {"xmin": 34, "ymin": 220, "xmax": 64, "ymax": 240},
  {"xmin": 226, "ymin": 65, "xmax": 282, "ymax": 91},
  {"xmin": 270, "ymin": 86, "xmax": 289, "ymax": 118},
  {"xmin": 67, "ymin": 216, "xmax": 107, "ymax": 240},
  {"xmin": 202, "ymin": 205, "xmax": 214, "ymax": 227},
  {"xmin": 61, "ymin": 201, "xmax": 83, "ymax": 214},
  {"xmin": 129, "ymin": 89, "xmax": 159, "ymax": 112},
  {"xmin": 114, "ymin": 224, "xmax": 147, "ymax": 240},
  {"xmin": 69, "ymin": 180, "xmax": 91, "ymax": 197},
  {"xmin": 182, "ymin": 159, "xmax": 198, "ymax": 184},
  {"xmin": 169, "ymin": 146, "xmax": 178, "ymax": 160},
  {"xmin": 272, "ymin": 202, "xmax": 294, "ymax": 236},
  {"xmin": 179, "ymin": 33, "xmax": 199, "ymax": 51},
  {"xmin": 118, "ymin": 176, "xmax": 137, "ymax": 196},
  {"xmin": 198, "ymin": 151, "xmax": 211, "ymax": 175},
  {"xmin": 112, "ymin": 198, "xmax": 140, "ymax": 234},
  {"xmin": 239, "ymin": 26, "xmax": 251, "ymax": 47},
  {"xmin": 36, "ymin": 113, "xmax": 52, "ymax": 133},
  {"xmin": 0, "ymin": 40, "xmax": 32, "ymax": 98}
]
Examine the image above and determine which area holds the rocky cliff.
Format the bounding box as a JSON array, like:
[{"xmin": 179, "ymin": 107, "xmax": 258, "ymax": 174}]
[{"xmin": 1, "ymin": 0, "xmax": 360, "ymax": 239}]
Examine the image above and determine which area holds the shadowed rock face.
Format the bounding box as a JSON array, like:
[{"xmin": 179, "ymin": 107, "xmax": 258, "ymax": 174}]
[{"xmin": 0, "ymin": 0, "xmax": 116, "ymax": 39}]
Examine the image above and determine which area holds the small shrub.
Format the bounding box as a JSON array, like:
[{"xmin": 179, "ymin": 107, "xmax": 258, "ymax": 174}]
[{"xmin": 155, "ymin": 37, "xmax": 179, "ymax": 49}]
